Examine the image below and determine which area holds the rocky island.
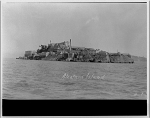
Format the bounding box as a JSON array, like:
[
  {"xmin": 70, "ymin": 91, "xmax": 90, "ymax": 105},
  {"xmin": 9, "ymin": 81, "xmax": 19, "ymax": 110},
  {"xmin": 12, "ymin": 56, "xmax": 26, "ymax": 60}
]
[{"xmin": 17, "ymin": 39, "xmax": 134, "ymax": 63}]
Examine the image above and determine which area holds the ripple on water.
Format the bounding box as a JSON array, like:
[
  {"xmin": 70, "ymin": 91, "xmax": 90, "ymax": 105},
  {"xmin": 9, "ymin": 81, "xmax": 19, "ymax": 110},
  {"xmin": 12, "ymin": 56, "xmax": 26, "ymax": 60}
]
[{"xmin": 2, "ymin": 58, "xmax": 147, "ymax": 99}]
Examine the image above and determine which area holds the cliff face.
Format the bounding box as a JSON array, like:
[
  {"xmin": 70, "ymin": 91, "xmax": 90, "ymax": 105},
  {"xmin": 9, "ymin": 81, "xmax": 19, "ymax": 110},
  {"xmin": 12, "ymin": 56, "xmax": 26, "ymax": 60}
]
[
  {"xmin": 108, "ymin": 54, "xmax": 134, "ymax": 63},
  {"xmin": 131, "ymin": 56, "xmax": 147, "ymax": 62}
]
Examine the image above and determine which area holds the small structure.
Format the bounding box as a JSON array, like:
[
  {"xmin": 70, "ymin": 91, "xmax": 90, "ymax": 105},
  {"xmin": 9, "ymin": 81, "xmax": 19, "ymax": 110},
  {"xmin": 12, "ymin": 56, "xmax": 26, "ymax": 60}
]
[{"xmin": 24, "ymin": 50, "xmax": 36, "ymax": 59}]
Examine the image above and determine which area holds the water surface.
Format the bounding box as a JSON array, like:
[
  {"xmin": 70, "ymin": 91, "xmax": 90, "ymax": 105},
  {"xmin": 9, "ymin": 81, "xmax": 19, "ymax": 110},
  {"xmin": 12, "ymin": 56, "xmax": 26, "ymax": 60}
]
[{"xmin": 2, "ymin": 58, "xmax": 147, "ymax": 99}]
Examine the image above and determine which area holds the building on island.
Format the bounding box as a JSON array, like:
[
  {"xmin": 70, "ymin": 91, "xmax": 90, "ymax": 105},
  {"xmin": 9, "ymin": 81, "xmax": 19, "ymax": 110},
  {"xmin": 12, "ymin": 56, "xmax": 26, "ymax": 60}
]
[{"xmin": 18, "ymin": 39, "xmax": 134, "ymax": 63}]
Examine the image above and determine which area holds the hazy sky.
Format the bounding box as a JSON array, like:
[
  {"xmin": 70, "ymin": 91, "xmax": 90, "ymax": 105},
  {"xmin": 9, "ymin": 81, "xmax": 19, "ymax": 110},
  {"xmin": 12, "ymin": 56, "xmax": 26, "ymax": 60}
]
[{"xmin": 2, "ymin": 3, "xmax": 147, "ymax": 58}]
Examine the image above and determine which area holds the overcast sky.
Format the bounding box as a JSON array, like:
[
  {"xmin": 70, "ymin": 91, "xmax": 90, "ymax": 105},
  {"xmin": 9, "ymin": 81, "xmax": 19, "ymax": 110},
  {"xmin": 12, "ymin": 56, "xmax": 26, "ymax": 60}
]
[{"xmin": 2, "ymin": 3, "xmax": 147, "ymax": 58}]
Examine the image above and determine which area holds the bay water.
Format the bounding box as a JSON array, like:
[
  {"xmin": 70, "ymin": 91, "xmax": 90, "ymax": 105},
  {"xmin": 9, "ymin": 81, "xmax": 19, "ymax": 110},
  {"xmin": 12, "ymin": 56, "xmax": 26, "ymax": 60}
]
[{"xmin": 2, "ymin": 58, "xmax": 147, "ymax": 99}]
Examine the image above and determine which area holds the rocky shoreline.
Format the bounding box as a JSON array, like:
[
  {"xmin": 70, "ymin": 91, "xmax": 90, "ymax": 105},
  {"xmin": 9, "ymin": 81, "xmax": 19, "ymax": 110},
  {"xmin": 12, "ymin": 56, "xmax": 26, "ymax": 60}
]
[{"xmin": 16, "ymin": 39, "xmax": 135, "ymax": 63}]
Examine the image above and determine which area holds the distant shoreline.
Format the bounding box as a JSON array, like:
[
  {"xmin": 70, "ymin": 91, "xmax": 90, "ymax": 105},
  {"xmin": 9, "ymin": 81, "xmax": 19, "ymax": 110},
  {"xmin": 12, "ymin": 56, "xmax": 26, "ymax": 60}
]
[{"xmin": 2, "ymin": 55, "xmax": 147, "ymax": 62}]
